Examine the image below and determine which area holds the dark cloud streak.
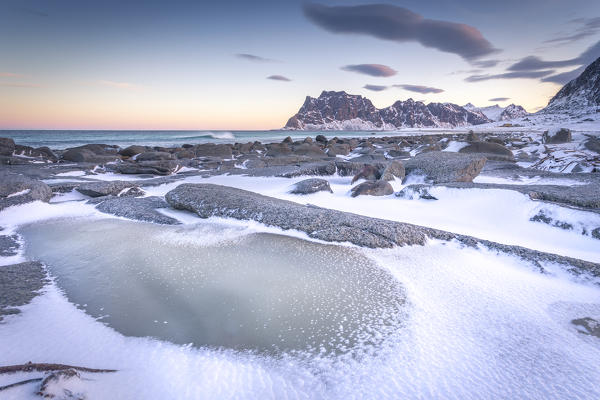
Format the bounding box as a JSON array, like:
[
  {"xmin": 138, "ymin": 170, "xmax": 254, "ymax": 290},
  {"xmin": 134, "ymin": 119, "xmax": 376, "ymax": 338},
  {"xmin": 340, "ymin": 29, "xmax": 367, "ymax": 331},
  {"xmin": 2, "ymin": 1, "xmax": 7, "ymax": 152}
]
[
  {"xmin": 267, "ymin": 75, "xmax": 291, "ymax": 81},
  {"xmin": 489, "ymin": 97, "xmax": 510, "ymax": 102},
  {"xmin": 394, "ymin": 84, "xmax": 444, "ymax": 94},
  {"xmin": 363, "ymin": 84, "xmax": 387, "ymax": 91},
  {"xmin": 341, "ymin": 64, "xmax": 397, "ymax": 77},
  {"xmin": 465, "ymin": 70, "xmax": 554, "ymax": 82},
  {"xmin": 236, "ymin": 53, "xmax": 277, "ymax": 63},
  {"xmin": 303, "ymin": 3, "xmax": 498, "ymax": 61}
]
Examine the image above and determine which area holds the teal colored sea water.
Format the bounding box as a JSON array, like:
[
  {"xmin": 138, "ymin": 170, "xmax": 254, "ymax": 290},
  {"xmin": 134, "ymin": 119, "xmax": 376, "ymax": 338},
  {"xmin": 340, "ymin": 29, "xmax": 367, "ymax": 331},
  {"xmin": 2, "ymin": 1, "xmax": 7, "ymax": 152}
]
[{"xmin": 0, "ymin": 129, "xmax": 425, "ymax": 149}]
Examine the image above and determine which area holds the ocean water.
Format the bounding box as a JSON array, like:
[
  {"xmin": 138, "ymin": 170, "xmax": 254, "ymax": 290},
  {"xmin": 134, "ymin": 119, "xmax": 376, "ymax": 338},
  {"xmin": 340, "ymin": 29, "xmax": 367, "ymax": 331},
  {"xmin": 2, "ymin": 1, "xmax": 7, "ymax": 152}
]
[{"xmin": 0, "ymin": 129, "xmax": 435, "ymax": 149}]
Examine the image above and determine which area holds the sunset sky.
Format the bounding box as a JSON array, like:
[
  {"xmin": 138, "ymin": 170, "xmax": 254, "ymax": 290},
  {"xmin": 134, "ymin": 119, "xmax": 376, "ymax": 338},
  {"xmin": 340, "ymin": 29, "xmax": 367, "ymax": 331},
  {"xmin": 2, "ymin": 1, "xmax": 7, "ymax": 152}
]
[{"xmin": 1, "ymin": 0, "xmax": 599, "ymax": 130}]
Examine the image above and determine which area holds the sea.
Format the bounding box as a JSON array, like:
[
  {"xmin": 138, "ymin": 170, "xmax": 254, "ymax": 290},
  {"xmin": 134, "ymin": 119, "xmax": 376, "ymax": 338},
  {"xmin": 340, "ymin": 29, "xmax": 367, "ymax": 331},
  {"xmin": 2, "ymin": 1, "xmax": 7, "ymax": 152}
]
[{"xmin": 0, "ymin": 129, "xmax": 438, "ymax": 149}]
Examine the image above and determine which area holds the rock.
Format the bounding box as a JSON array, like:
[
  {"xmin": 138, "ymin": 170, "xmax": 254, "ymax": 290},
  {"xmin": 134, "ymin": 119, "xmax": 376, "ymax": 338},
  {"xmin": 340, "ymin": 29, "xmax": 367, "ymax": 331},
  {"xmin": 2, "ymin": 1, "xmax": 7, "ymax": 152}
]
[
  {"xmin": 282, "ymin": 136, "xmax": 293, "ymax": 144},
  {"xmin": 351, "ymin": 165, "xmax": 381, "ymax": 183},
  {"xmin": 0, "ymin": 233, "xmax": 20, "ymax": 256},
  {"xmin": 290, "ymin": 178, "xmax": 333, "ymax": 195},
  {"xmin": 14, "ymin": 145, "xmax": 58, "ymax": 161},
  {"xmin": 584, "ymin": 137, "xmax": 600, "ymax": 154},
  {"xmin": 458, "ymin": 141, "xmax": 514, "ymax": 161},
  {"xmin": 315, "ymin": 134, "xmax": 328, "ymax": 143},
  {"xmin": 571, "ymin": 317, "xmax": 600, "ymax": 338},
  {"xmin": 37, "ymin": 368, "xmax": 85, "ymax": 400},
  {"xmin": 175, "ymin": 149, "xmax": 195, "ymax": 159},
  {"xmin": 164, "ymin": 184, "xmax": 600, "ymax": 277},
  {"xmin": 529, "ymin": 210, "xmax": 573, "ymax": 230},
  {"xmin": 403, "ymin": 151, "xmax": 487, "ymax": 184},
  {"xmin": 193, "ymin": 143, "xmax": 233, "ymax": 159},
  {"xmin": 165, "ymin": 183, "xmax": 436, "ymax": 248},
  {"xmin": 292, "ymin": 143, "xmax": 327, "ymax": 158},
  {"xmin": 94, "ymin": 196, "xmax": 180, "ymax": 225},
  {"xmin": 303, "ymin": 136, "xmax": 313, "ymax": 143},
  {"xmin": 119, "ymin": 145, "xmax": 148, "ymax": 157},
  {"xmin": 0, "ymin": 172, "xmax": 53, "ymax": 210},
  {"xmin": 592, "ymin": 227, "xmax": 600, "ymax": 240},
  {"xmin": 114, "ymin": 161, "xmax": 179, "ymax": 175},
  {"xmin": 0, "ymin": 261, "xmax": 48, "ymax": 321},
  {"xmin": 386, "ymin": 149, "xmax": 410, "ymax": 158},
  {"xmin": 119, "ymin": 186, "xmax": 145, "ymax": 197},
  {"xmin": 265, "ymin": 143, "xmax": 292, "ymax": 157},
  {"xmin": 0, "ymin": 137, "xmax": 15, "ymax": 156},
  {"xmin": 76, "ymin": 181, "xmax": 138, "ymax": 197},
  {"xmin": 350, "ymin": 180, "xmax": 394, "ymax": 197},
  {"xmin": 276, "ymin": 161, "xmax": 337, "ymax": 178},
  {"xmin": 62, "ymin": 144, "xmax": 120, "ymax": 163},
  {"xmin": 135, "ymin": 151, "xmax": 173, "ymax": 161},
  {"xmin": 466, "ymin": 130, "xmax": 479, "ymax": 142},
  {"xmin": 326, "ymin": 143, "xmax": 351, "ymax": 156},
  {"xmin": 396, "ymin": 185, "xmax": 438, "ymax": 200},
  {"xmin": 543, "ymin": 128, "xmax": 572, "ymax": 144},
  {"xmin": 486, "ymin": 137, "xmax": 505, "ymax": 145},
  {"xmin": 244, "ymin": 159, "xmax": 267, "ymax": 169},
  {"xmin": 380, "ymin": 161, "xmax": 405, "ymax": 181}
]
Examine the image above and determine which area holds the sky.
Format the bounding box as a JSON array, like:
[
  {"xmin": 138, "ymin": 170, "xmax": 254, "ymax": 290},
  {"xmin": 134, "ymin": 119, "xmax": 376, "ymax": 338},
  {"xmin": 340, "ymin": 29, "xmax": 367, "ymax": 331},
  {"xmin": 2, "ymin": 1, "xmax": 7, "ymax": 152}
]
[{"xmin": 1, "ymin": 0, "xmax": 599, "ymax": 130}]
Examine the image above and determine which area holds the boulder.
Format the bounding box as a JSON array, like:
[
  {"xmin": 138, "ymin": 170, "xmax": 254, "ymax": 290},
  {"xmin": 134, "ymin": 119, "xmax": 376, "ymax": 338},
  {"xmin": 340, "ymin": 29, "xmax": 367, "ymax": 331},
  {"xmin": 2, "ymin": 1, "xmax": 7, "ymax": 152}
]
[
  {"xmin": 62, "ymin": 144, "xmax": 120, "ymax": 163},
  {"xmin": 193, "ymin": 143, "xmax": 233, "ymax": 159},
  {"xmin": 350, "ymin": 180, "xmax": 394, "ymax": 197},
  {"xmin": 135, "ymin": 151, "xmax": 173, "ymax": 161},
  {"xmin": 119, "ymin": 145, "xmax": 148, "ymax": 157},
  {"xmin": 290, "ymin": 178, "xmax": 333, "ymax": 195},
  {"xmin": 0, "ymin": 261, "xmax": 48, "ymax": 321},
  {"xmin": 0, "ymin": 173, "xmax": 53, "ymax": 210},
  {"xmin": 76, "ymin": 181, "xmax": 138, "ymax": 197},
  {"xmin": 458, "ymin": 141, "xmax": 514, "ymax": 161},
  {"xmin": 387, "ymin": 149, "xmax": 410, "ymax": 158},
  {"xmin": 265, "ymin": 143, "xmax": 292, "ymax": 157},
  {"xmin": 315, "ymin": 134, "xmax": 328, "ymax": 143},
  {"xmin": 94, "ymin": 196, "xmax": 180, "ymax": 225},
  {"xmin": 543, "ymin": 128, "xmax": 572, "ymax": 144},
  {"xmin": 584, "ymin": 137, "xmax": 600, "ymax": 154},
  {"xmin": 327, "ymin": 143, "xmax": 351, "ymax": 156},
  {"xmin": 282, "ymin": 136, "xmax": 293, "ymax": 144},
  {"xmin": 403, "ymin": 151, "xmax": 486, "ymax": 184},
  {"xmin": 0, "ymin": 137, "xmax": 15, "ymax": 156},
  {"xmin": 292, "ymin": 143, "xmax": 327, "ymax": 158},
  {"xmin": 351, "ymin": 165, "xmax": 381, "ymax": 184},
  {"xmin": 380, "ymin": 161, "xmax": 405, "ymax": 182},
  {"xmin": 37, "ymin": 368, "xmax": 85, "ymax": 399},
  {"xmin": 571, "ymin": 317, "xmax": 600, "ymax": 338},
  {"xmin": 115, "ymin": 160, "xmax": 179, "ymax": 175},
  {"xmin": 396, "ymin": 185, "xmax": 438, "ymax": 200},
  {"xmin": 13, "ymin": 145, "xmax": 57, "ymax": 161}
]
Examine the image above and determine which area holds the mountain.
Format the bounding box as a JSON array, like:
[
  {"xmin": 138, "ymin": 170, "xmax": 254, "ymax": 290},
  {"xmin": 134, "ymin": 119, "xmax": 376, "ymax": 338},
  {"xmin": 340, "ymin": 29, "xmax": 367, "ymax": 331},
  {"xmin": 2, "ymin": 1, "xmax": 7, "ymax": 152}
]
[
  {"xmin": 464, "ymin": 103, "xmax": 528, "ymax": 121},
  {"xmin": 543, "ymin": 56, "xmax": 600, "ymax": 114},
  {"xmin": 285, "ymin": 91, "xmax": 491, "ymax": 130}
]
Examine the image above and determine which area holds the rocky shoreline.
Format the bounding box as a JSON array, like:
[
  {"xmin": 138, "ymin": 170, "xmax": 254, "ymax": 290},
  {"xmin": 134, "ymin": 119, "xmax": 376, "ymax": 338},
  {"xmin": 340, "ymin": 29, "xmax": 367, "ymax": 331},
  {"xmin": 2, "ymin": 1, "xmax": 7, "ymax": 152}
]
[{"xmin": 1, "ymin": 129, "xmax": 600, "ymax": 321}]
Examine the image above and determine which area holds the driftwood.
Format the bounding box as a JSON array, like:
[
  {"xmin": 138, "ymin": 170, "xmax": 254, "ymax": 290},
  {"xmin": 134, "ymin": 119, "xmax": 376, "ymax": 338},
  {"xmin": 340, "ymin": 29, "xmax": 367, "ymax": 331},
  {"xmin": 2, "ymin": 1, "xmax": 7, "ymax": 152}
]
[
  {"xmin": 0, "ymin": 362, "xmax": 117, "ymax": 374},
  {"xmin": 0, "ymin": 362, "xmax": 117, "ymax": 393},
  {"xmin": 0, "ymin": 378, "xmax": 43, "ymax": 392}
]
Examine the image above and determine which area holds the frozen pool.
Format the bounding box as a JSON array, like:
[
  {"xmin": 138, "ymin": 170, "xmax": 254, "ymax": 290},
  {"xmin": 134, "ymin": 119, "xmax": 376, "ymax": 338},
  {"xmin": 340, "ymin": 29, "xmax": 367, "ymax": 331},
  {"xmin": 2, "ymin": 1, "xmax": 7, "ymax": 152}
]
[{"xmin": 19, "ymin": 218, "xmax": 406, "ymax": 356}]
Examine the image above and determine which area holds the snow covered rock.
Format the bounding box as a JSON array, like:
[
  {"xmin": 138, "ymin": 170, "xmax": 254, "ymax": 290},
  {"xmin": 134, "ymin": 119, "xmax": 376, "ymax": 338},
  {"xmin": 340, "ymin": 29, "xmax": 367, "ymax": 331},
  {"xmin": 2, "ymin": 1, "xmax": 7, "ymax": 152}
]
[
  {"xmin": 403, "ymin": 152, "xmax": 487, "ymax": 184},
  {"xmin": 350, "ymin": 180, "xmax": 394, "ymax": 197},
  {"xmin": 543, "ymin": 56, "xmax": 600, "ymax": 114},
  {"xmin": 543, "ymin": 128, "xmax": 572, "ymax": 144},
  {"xmin": 290, "ymin": 178, "xmax": 333, "ymax": 195}
]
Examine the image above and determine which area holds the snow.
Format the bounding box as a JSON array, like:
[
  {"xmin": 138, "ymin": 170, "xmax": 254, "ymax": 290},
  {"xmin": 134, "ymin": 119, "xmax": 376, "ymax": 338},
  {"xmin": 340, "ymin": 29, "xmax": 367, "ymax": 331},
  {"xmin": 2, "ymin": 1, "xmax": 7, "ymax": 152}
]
[{"xmin": 142, "ymin": 174, "xmax": 600, "ymax": 263}]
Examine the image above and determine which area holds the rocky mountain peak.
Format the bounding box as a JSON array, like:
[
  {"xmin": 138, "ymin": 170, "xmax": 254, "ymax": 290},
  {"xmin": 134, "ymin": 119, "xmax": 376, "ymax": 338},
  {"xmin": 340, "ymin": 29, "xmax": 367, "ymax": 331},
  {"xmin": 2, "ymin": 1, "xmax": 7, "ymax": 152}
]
[{"xmin": 544, "ymin": 56, "xmax": 600, "ymax": 113}]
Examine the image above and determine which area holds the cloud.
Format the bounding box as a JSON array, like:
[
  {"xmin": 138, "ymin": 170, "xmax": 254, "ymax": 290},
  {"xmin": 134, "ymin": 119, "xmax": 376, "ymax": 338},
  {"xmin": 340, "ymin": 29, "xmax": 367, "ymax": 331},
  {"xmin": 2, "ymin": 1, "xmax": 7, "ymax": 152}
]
[
  {"xmin": 363, "ymin": 84, "xmax": 387, "ymax": 91},
  {"xmin": 0, "ymin": 72, "xmax": 24, "ymax": 78},
  {"xmin": 465, "ymin": 70, "xmax": 554, "ymax": 82},
  {"xmin": 507, "ymin": 56, "xmax": 574, "ymax": 71},
  {"xmin": 341, "ymin": 64, "xmax": 397, "ymax": 77},
  {"xmin": 489, "ymin": 97, "xmax": 510, "ymax": 102},
  {"xmin": 471, "ymin": 59, "xmax": 501, "ymax": 68},
  {"xmin": 544, "ymin": 17, "xmax": 600, "ymax": 45},
  {"xmin": 303, "ymin": 2, "xmax": 498, "ymax": 61},
  {"xmin": 99, "ymin": 80, "xmax": 139, "ymax": 90},
  {"xmin": 394, "ymin": 84, "xmax": 444, "ymax": 94},
  {"xmin": 236, "ymin": 53, "xmax": 277, "ymax": 63},
  {"xmin": 541, "ymin": 67, "xmax": 585, "ymax": 84},
  {"xmin": 267, "ymin": 75, "xmax": 291, "ymax": 81}
]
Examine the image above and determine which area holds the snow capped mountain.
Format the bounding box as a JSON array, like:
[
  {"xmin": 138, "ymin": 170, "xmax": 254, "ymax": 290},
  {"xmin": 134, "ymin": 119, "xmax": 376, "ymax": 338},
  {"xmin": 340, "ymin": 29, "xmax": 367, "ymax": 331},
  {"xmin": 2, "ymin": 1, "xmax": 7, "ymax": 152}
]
[
  {"xmin": 463, "ymin": 103, "xmax": 528, "ymax": 121},
  {"xmin": 542, "ymin": 56, "xmax": 600, "ymax": 115},
  {"xmin": 285, "ymin": 91, "xmax": 491, "ymax": 130}
]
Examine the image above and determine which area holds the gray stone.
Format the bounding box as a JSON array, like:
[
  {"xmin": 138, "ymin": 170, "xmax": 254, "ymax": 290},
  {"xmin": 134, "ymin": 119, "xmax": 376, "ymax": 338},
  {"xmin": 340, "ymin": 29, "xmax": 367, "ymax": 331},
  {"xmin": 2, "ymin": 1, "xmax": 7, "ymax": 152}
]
[
  {"xmin": 76, "ymin": 181, "xmax": 139, "ymax": 197},
  {"xmin": 351, "ymin": 165, "xmax": 381, "ymax": 184},
  {"xmin": 114, "ymin": 161, "xmax": 179, "ymax": 175},
  {"xmin": 380, "ymin": 160, "xmax": 405, "ymax": 182},
  {"xmin": 403, "ymin": 151, "xmax": 487, "ymax": 184},
  {"xmin": 94, "ymin": 196, "xmax": 180, "ymax": 225},
  {"xmin": 292, "ymin": 143, "xmax": 327, "ymax": 158},
  {"xmin": 543, "ymin": 128, "xmax": 572, "ymax": 144},
  {"xmin": 584, "ymin": 137, "xmax": 600, "ymax": 154},
  {"xmin": 0, "ymin": 261, "xmax": 48, "ymax": 321},
  {"xmin": 327, "ymin": 143, "xmax": 351, "ymax": 156},
  {"xmin": 290, "ymin": 178, "xmax": 333, "ymax": 195},
  {"xmin": 0, "ymin": 233, "xmax": 20, "ymax": 256},
  {"xmin": 571, "ymin": 317, "xmax": 600, "ymax": 338},
  {"xmin": 265, "ymin": 143, "xmax": 292, "ymax": 157},
  {"xmin": 386, "ymin": 149, "xmax": 411, "ymax": 158},
  {"xmin": 592, "ymin": 227, "xmax": 600, "ymax": 240},
  {"xmin": 459, "ymin": 141, "xmax": 514, "ymax": 161},
  {"xmin": 0, "ymin": 172, "xmax": 53, "ymax": 210},
  {"xmin": 193, "ymin": 143, "xmax": 233, "ymax": 159},
  {"xmin": 396, "ymin": 185, "xmax": 438, "ymax": 200},
  {"xmin": 135, "ymin": 151, "xmax": 173, "ymax": 161},
  {"xmin": 0, "ymin": 137, "xmax": 16, "ymax": 156},
  {"xmin": 62, "ymin": 144, "xmax": 120, "ymax": 163},
  {"xmin": 350, "ymin": 180, "xmax": 394, "ymax": 197},
  {"xmin": 119, "ymin": 145, "xmax": 148, "ymax": 157}
]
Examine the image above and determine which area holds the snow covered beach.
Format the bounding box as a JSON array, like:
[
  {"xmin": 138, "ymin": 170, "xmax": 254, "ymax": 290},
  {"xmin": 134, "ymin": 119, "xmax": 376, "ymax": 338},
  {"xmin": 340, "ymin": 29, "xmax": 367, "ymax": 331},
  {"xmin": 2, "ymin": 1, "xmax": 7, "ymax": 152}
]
[{"xmin": 1, "ymin": 125, "xmax": 599, "ymax": 399}]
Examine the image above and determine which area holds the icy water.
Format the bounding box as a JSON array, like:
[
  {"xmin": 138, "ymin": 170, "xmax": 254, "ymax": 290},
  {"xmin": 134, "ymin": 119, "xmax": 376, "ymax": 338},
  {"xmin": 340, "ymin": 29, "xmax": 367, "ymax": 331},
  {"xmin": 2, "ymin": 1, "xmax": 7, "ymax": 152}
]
[
  {"xmin": 0, "ymin": 129, "xmax": 431, "ymax": 149},
  {"xmin": 20, "ymin": 218, "xmax": 406, "ymax": 356}
]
